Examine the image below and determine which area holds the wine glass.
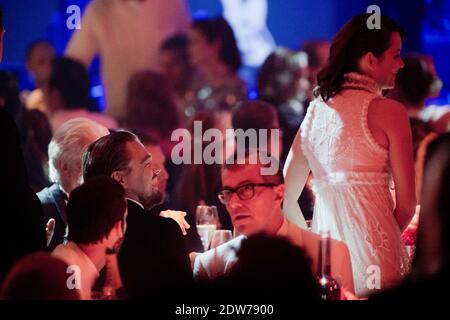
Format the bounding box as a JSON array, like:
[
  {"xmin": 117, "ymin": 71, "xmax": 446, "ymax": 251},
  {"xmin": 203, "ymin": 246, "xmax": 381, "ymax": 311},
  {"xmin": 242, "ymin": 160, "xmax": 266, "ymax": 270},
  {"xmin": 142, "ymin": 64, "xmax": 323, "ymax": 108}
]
[
  {"xmin": 196, "ymin": 205, "xmax": 219, "ymax": 251},
  {"xmin": 210, "ymin": 230, "xmax": 233, "ymax": 249}
]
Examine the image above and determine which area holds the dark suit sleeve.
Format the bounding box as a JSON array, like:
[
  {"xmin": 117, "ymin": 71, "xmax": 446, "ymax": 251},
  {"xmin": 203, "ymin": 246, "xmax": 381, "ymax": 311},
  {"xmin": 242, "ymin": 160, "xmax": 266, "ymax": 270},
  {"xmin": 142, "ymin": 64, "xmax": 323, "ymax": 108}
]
[{"xmin": 159, "ymin": 217, "xmax": 193, "ymax": 284}]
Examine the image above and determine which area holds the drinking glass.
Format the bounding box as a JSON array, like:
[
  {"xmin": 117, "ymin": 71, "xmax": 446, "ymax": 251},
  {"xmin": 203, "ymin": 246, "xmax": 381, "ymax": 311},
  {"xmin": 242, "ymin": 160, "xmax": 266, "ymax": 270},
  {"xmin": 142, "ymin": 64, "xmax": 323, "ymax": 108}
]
[
  {"xmin": 210, "ymin": 230, "xmax": 233, "ymax": 249},
  {"xmin": 196, "ymin": 205, "xmax": 219, "ymax": 251}
]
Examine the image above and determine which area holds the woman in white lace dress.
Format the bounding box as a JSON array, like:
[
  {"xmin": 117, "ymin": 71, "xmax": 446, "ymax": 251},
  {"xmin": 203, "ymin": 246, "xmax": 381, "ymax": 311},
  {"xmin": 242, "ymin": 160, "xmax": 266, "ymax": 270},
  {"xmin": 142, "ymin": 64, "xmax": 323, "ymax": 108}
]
[{"xmin": 283, "ymin": 14, "xmax": 416, "ymax": 296}]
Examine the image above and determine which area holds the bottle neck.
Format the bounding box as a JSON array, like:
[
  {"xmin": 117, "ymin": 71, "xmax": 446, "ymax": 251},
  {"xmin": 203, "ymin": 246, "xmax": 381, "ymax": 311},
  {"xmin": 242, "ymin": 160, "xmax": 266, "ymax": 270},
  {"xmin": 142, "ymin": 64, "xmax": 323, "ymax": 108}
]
[{"xmin": 318, "ymin": 231, "xmax": 331, "ymax": 277}]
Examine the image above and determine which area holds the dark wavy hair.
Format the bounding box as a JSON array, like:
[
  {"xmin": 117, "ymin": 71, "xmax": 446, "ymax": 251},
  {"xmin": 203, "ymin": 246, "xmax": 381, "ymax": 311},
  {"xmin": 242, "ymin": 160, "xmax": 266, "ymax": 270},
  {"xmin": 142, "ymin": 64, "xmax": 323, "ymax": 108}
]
[
  {"xmin": 315, "ymin": 13, "xmax": 404, "ymax": 101},
  {"xmin": 191, "ymin": 17, "xmax": 242, "ymax": 71}
]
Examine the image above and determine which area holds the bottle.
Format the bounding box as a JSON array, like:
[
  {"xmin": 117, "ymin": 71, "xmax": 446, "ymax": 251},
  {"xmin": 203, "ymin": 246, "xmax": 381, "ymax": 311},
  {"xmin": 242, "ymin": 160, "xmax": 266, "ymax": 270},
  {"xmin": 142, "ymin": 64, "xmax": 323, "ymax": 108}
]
[{"xmin": 317, "ymin": 230, "xmax": 341, "ymax": 300}]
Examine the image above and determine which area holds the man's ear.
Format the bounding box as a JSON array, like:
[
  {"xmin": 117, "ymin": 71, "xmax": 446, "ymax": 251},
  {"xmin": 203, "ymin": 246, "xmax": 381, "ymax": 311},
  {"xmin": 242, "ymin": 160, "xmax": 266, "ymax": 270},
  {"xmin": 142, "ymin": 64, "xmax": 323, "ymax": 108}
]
[
  {"xmin": 274, "ymin": 184, "xmax": 285, "ymax": 204},
  {"xmin": 111, "ymin": 171, "xmax": 126, "ymax": 188}
]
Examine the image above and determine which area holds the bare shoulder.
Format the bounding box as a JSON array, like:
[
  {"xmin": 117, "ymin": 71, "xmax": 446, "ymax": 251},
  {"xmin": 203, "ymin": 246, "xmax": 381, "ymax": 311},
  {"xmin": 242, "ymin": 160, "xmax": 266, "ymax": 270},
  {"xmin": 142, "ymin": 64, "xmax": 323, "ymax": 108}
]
[{"xmin": 369, "ymin": 97, "xmax": 408, "ymax": 118}]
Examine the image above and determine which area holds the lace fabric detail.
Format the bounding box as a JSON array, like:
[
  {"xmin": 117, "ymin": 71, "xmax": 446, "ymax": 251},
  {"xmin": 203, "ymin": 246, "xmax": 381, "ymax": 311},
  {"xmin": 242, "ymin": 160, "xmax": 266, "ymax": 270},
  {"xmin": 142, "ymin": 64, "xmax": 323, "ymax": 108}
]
[
  {"xmin": 342, "ymin": 72, "xmax": 382, "ymax": 95},
  {"xmin": 360, "ymin": 95, "xmax": 389, "ymax": 156}
]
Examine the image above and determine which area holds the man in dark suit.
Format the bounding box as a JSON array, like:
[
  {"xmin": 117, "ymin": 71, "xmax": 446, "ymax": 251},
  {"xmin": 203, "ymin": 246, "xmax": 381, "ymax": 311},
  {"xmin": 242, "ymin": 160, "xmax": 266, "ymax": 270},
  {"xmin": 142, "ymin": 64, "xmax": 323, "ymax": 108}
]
[
  {"xmin": 37, "ymin": 118, "xmax": 109, "ymax": 250},
  {"xmin": 82, "ymin": 130, "xmax": 192, "ymax": 299},
  {"xmin": 0, "ymin": 9, "xmax": 46, "ymax": 283}
]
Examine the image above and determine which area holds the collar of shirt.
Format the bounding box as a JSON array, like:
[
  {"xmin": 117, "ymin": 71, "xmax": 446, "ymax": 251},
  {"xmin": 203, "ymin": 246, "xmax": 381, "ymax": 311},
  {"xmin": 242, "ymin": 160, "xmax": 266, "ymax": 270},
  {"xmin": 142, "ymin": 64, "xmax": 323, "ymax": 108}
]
[{"xmin": 127, "ymin": 198, "xmax": 145, "ymax": 210}]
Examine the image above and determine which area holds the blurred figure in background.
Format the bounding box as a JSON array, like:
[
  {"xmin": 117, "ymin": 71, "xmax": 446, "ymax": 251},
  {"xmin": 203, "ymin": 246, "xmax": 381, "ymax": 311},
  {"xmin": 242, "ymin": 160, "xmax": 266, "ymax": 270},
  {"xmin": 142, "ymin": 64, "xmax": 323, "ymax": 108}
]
[
  {"xmin": 0, "ymin": 71, "xmax": 22, "ymax": 117},
  {"xmin": 231, "ymin": 100, "xmax": 282, "ymax": 160},
  {"xmin": 16, "ymin": 109, "xmax": 53, "ymax": 192},
  {"xmin": 388, "ymin": 53, "xmax": 450, "ymax": 133},
  {"xmin": 159, "ymin": 34, "xmax": 195, "ymax": 121},
  {"xmin": 0, "ymin": 252, "xmax": 79, "ymax": 300},
  {"xmin": 301, "ymin": 40, "xmax": 330, "ymax": 103},
  {"xmin": 172, "ymin": 109, "xmax": 233, "ymax": 252},
  {"xmin": 185, "ymin": 17, "xmax": 247, "ymax": 118},
  {"xmin": 45, "ymin": 57, "xmax": 117, "ymax": 131},
  {"xmin": 123, "ymin": 70, "xmax": 181, "ymax": 158},
  {"xmin": 258, "ymin": 48, "xmax": 309, "ymax": 163},
  {"xmin": 65, "ymin": 0, "xmax": 190, "ymax": 120},
  {"xmin": 22, "ymin": 41, "xmax": 55, "ymax": 114}
]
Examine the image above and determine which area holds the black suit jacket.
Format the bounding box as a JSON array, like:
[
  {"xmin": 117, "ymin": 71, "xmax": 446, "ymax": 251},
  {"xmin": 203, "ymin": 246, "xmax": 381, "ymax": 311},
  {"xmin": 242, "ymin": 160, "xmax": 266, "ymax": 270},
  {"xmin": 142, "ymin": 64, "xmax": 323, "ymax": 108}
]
[
  {"xmin": 118, "ymin": 200, "xmax": 193, "ymax": 299},
  {"xmin": 36, "ymin": 183, "xmax": 68, "ymax": 251},
  {"xmin": 0, "ymin": 108, "xmax": 46, "ymax": 283}
]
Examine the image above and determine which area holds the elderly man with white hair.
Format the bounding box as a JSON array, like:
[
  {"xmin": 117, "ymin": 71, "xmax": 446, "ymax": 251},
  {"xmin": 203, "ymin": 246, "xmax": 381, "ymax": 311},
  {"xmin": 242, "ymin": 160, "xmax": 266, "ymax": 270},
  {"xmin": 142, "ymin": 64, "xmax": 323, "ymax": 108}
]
[{"xmin": 37, "ymin": 118, "xmax": 109, "ymax": 250}]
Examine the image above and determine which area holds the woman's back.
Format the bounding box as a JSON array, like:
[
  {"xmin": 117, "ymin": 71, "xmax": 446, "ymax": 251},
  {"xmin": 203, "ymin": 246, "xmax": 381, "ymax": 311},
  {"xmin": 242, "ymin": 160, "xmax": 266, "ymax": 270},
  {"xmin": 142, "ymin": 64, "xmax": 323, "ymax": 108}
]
[
  {"xmin": 301, "ymin": 73, "xmax": 390, "ymax": 179},
  {"xmin": 300, "ymin": 74, "xmax": 409, "ymax": 296}
]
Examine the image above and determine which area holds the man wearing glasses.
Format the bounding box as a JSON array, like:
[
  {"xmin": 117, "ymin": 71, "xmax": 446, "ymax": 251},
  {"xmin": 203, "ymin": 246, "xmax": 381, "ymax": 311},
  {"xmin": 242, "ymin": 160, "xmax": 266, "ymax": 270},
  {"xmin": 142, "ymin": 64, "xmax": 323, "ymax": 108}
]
[{"xmin": 193, "ymin": 150, "xmax": 355, "ymax": 294}]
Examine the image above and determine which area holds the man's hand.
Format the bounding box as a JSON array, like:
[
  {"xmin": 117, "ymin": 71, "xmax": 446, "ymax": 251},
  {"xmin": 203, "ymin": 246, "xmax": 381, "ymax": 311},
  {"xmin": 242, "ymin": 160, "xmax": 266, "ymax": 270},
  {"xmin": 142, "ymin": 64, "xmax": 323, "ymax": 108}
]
[
  {"xmin": 45, "ymin": 218, "xmax": 56, "ymax": 247},
  {"xmin": 160, "ymin": 210, "xmax": 190, "ymax": 235}
]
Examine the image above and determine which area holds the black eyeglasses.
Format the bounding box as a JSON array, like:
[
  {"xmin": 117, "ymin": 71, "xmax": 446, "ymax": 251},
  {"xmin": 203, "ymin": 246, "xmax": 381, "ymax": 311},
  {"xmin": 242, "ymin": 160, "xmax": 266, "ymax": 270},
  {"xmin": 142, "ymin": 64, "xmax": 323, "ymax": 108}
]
[{"xmin": 218, "ymin": 183, "xmax": 280, "ymax": 204}]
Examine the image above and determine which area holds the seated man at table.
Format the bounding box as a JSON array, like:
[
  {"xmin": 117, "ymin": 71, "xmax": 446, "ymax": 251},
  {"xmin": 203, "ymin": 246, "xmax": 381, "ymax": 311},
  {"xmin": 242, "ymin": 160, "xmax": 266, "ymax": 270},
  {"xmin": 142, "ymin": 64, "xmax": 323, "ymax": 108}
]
[
  {"xmin": 193, "ymin": 150, "xmax": 355, "ymax": 293},
  {"xmin": 82, "ymin": 130, "xmax": 192, "ymax": 298},
  {"xmin": 52, "ymin": 176, "xmax": 127, "ymax": 299}
]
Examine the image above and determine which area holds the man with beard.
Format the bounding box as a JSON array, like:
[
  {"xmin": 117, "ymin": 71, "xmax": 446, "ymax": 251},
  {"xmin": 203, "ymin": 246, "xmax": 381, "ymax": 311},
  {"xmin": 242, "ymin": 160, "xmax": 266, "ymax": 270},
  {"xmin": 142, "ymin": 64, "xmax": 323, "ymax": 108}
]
[
  {"xmin": 82, "ymin": 130, "xmax": 192, "ymax": 299},
  {"xmin": 52, "ymin": 176, "xmax": 127, "ymax": 299}
]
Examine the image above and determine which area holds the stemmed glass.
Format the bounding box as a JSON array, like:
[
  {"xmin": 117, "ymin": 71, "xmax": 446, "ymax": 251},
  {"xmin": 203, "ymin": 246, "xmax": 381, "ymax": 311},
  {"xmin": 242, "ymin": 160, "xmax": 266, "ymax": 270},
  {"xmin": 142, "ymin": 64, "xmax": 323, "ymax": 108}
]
[
  {"xmin": 196, "ymin": 205, "xmax": 219, "ymax": 251},
  {"xmin": 210, "ymin": 230, "xmax": 233, "ymax": 249}
]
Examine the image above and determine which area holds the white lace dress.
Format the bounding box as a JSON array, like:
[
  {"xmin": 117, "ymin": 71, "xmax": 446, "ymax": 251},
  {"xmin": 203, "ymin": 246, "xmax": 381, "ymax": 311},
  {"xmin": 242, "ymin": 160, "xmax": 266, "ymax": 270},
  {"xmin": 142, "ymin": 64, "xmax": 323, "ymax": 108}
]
[{"xmin": 300, "ymin": 73, "xmax": 410, "ymax": 296}]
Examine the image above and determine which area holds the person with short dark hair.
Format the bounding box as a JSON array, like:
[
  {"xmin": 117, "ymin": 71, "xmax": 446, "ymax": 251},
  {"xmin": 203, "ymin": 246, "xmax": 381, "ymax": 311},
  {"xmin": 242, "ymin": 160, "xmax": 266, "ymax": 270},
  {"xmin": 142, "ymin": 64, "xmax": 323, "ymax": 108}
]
[
  {"xmin": 44, "ymin": 57, "xmax": 117, "ymax": 131},
  {"xmin": 22, "ymin": 40, "xmax": 55, "ymax": 114},
  {"xmin": 52, "ymin": 176, "xmax": 127, "ymax": 300},
  {"xmin": 232, "ymin": 100, "xmax": 282, "ymax": 160},
  {"xmin": 159, "ymin": 34, "xmax": 195, "ymax": 113},
  {"xmin": 82, "ymin": 130, "xmax": 192, "ymax": 299},
  {"xmin": 193, "ymin": 150, "xmax": 354, "ymax": 294}
]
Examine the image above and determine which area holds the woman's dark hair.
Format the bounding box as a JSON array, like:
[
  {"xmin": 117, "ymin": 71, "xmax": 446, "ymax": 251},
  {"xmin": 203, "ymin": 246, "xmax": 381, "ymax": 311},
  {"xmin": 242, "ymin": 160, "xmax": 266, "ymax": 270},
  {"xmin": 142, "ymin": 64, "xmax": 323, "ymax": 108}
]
[
  {"xmin": 315, "ymin": 13, "xmax": 404, "ymax": 101},
  {"xmin": 395, "ymin": 54, "xmax": 435, "ymax": 106},
  {"xmin": 191, "ymin": 17, "xmax": 242, "ymax": 71}
]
